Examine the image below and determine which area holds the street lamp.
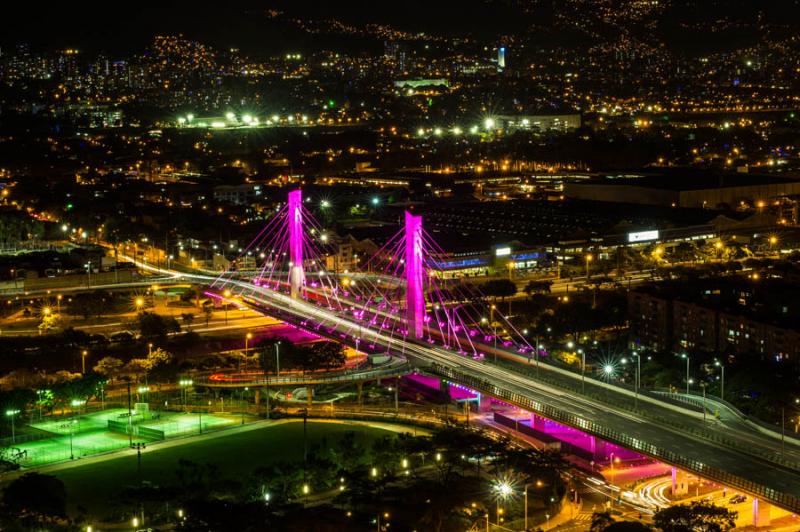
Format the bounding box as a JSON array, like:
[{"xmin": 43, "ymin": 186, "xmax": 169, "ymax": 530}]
[
  {"xmin": 523, "ymin": 481, "xmax": 541, "ymax": 531},
  {"xmin": 585, "ymin": 253, "xmax": 593, "ymax": 280},
  {"xmin": 681, "ymin": 353, "xmax": 690, "ymax": 395},
  {"xmin": 275, "ymin": 341, "xmax": 281, "ymax": 376},
  {"xmin": 244, "ymin": 332, "xmax": 253, "ymax": 371},
  {"xmin": 179, "ymin": 379, "xmax": 193, "ymax": 412},
  {"xmin": 81, "ymin": 350, "xmax": 88, "ymax": 374},
  {"xmin": 135, "ymin": 297, "xmax": 145, "ymax": 312},
  {"xmin": 5, "ymin": 409, "xmax": 20, "ymax": 444},
  {"xmin": 223, "ymin": 290, "xmax": 232, "ymax": 323},
  {"xmin": 492, "ymin": 480, "xmax": 513, "ymax": 525},
  {"xmin": 626, "ymin": 351, "xmax": 642, "ymax": 408},
  {"xmin": 715, "ymin": 359, "xmax": 725, "ymax": 401}
]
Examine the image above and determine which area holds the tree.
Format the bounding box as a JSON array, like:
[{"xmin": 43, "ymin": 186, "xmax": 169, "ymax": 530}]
[
  {"xmin": 202, "ymin": 302, "xmax": 213, "ymax": 327},
  {"xmin": 590, "ymin": 511, "xmax": 616, "ymax": 532},
  {"xmin": 2, "ymin": 472, "xmax": 67, "ymax": 517},
  {"xmin": 93, "ymin": 356, "xmax": 124, "ymax": 380},
  {"xmin": 135, "ymin": 311, "xmax": 180, "ymax": 339},
  {"xmin": 653, "ymin": 502, "xmax": 737, "ymax": 532},
  {"xmin": 524, "ymin": 280, "xmax": 553, "ymax": 297},
  {"xmin": 181, "ymin": 312, "xmax": 195, "ymax": 331},
  {"xmin": 66, "ymin": 291, "xmax": 114, "ymax": 320},
  {"xmin": 480, "ymin": 279, "xmax": 517, "ymax": 301},
  {"xmin": 605, "ymin": 522, "xmax": 651, "ymax": 532},
  {"xmin": 304, "ymin": 342, "xmax": 346, "ymax": 371}
]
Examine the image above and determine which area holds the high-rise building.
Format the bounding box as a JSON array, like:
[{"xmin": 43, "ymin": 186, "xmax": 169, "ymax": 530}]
[{"xmin": 497, "ymin": 46, "xmax": 506, "ymax": 71}]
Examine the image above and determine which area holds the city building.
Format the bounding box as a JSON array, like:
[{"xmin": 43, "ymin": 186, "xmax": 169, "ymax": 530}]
[
  {"xmin": 565, "ymin": 172, "xmax": 800, "ymax": 209},
  {"xmin": 629, "ymin": 278, "xmax": 800, "ymax": 359}
]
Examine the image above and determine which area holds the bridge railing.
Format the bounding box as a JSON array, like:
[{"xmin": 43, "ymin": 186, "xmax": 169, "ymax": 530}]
[
  {"xmin": 489, "ymin": 357, "xmax": 800, "ymax": 470},
  {"xmin": 428, "ymin": 363, "xmax": 800, "ymax": 514},
  {"xmin": 194, "ymin": 363, "xmax": 412, "ymax": 387}
]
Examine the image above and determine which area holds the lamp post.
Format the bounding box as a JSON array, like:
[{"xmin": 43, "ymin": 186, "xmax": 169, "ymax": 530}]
[
  {"xmin": 715, "ymin": 359, "xmax": 725, "ymax": 401},
  {"xmin": 631, "ymin": 351, "xmax": 641, "ymax": 408},
  {"xmin": 523, "ymin": 483, "xmax": 532, "ymax": 531},
  {"xmin": 700, "ymin": 383, "xmax": 707, "ymax": 423},
  {"xmin": 682, "ymin": 353, "xmax": 690, "ymax": 395},
  {"xmin": 492, "ymin": 480, "xmax": 513, "ymax": 526},
  {"xmin": 610, "ymin": 452, "xmax": 618, "ymax": 486},
  {"xmin": 585, "ymin": 253, "xmax": 593, "ymax": 280},
  {"xmin": 244, "ymin": 332, "xmax": 253, "ymax": 372},
  {"xmin": 5, "ymin": 409, "xmax": 20, "ymax": 444},
  {"xmin": 81, "ymin": 350, "xmax": 88, "ymax": 374},
  {"xmin": 275, "ymin": 342, "xmax": 281, "ymax": 376},
  {"xmin": 223, "ymin": 290, "xmax": 232, "ymax": 324},
  {"xmin": 179, "ymin": 379, "xmax": 193, "ymax": 413}
]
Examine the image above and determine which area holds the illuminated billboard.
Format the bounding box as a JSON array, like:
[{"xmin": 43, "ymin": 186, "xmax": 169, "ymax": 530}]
[{"xmin": 627, "ymin": 230, "xmax": 659, "ymax": 243}]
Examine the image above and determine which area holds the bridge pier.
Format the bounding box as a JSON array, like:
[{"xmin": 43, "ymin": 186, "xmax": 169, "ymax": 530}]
[
  {"xmin": 671, "ymin": 467, "xmax": 689, "ymax": 496},
  {"xmin": 753, "ymin": 498, "xmax": 771, "ymax": 527},
  {"xmin": 404, "ymin": 211, "xmax": 424, "ymax": 339},
  {"xmin": 254, "ymin": 389, "xmax": 260, "ymax": 405},
  {"xmin": 306, "ymin": 387, "xmax": 313, "ymax": 407},
  {"xmin": 288, "ymin": 189, "xmax": 305, "ymax": 299}
]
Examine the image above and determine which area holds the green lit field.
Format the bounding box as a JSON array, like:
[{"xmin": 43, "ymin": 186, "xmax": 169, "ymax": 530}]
[
  {"xmin": 7, "ymin": 429, "xmax": 145, "ymax": 467},
  {"xmin": 29, "ymin": 408, "xmax": 139, "ymax": 434},
  {"xmin": 4, "ymin": 409, "xmax": 241, "ymax": 467},
  {"xmin": 50, "ymin": 421, "xmax": 393, "ymax": 518},
  {"xmin": 139, "ymin": 411, "xmax": 240, "ymax": 437}
]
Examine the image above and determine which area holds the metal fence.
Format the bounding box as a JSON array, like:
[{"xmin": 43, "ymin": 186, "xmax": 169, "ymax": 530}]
[{"xmin": 428, "ymin": 364, "xmax": 800, "ymax": 514}]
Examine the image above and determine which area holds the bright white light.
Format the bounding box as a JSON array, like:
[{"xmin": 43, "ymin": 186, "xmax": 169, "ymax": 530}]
[
  {"xmin": 417, "ymin": 128, "xmax": 426, "ymax": 136},
  {"xmin": 452, "ymin": 127, "xmax": 462, "ymax": 135},
  {"xmin": 433, "ymin": 127, "xmax": 443, "ymax": 136},
  {"xmin": 470, "ymin": 125, "xmax": 479, "ymax": 134},
  {"xmin": 211, "ymin": 121, "xmax": 227, "ymax": 129},
  {"xmin": 242, "ymin": 114, "xmax": 253, "ymax": 124},
  {"xmin": 225, "ymin": 112, "xmax": 236, "ymax": 121},
  {"xmin": 494, "ymin": 481, "xmax": 514, "ymax": 498},
  {"xmin": 484, "ymin": 118, "xmax": 496, "ymax": 130}
]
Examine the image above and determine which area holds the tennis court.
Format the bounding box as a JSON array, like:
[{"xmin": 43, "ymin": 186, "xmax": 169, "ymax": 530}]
[{"xmin": 3, "ymin": 408, "xmax": 240, "ymax": 467}]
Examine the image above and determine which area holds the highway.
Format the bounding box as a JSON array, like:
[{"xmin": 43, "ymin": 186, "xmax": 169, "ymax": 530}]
[{"xmin": 121, "ymin": 260, "xmax": 800, "ymax": 511}]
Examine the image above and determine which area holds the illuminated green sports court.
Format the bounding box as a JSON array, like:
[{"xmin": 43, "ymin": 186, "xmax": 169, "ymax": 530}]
[{"xmin": 3, "ymin": 408, "xmax": 242, "ymax": 467}]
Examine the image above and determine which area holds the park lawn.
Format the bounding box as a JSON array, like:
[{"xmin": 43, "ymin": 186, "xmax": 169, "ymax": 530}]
[{"xmin": 51, "ymin": 420, "xmax": 393, "ymax": 517}]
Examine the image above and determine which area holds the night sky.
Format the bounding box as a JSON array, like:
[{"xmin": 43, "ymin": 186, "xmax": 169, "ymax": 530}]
[{"xmin": 6, "ymin": 1, "xmax": 800, "ymax": 56}]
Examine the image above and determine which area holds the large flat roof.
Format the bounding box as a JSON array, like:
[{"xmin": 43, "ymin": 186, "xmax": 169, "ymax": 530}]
[{"xmin": 587, "ymin": 170, "xmax": 800, "ymax": 192}]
